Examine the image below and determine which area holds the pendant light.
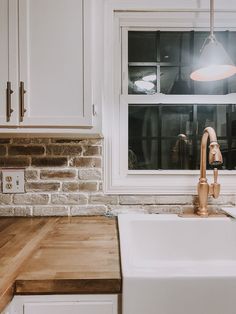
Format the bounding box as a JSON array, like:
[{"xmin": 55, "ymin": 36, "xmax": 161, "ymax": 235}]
[{"xmin": 190, "ymin": 0, "xmax": 236, "ymax": 81}]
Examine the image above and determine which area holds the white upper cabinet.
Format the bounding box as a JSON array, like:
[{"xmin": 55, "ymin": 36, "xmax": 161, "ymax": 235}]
[
  {"xmin": 0, "ymin": 0, "xmax": 18, "ymax": 126},
  {"xmin": 0, "ymin": 0, "xmax": 92, "ymax": 128}
]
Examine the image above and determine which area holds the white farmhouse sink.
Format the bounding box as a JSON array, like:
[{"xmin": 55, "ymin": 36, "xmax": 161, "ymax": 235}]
[{"xmin": 118, "ymin": 214, "xmax": 236, "ymax": 314}]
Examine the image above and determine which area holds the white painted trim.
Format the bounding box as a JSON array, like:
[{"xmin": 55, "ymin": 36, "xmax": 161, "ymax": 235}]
[
  {"xmin": 103, "ymin": 7, "xmax": 236, "ymax": 195},
  {"xmin": 11, "ymin": 295, "xmax": 118, "ymax": 314},
  {"xmin": 115, "ymin": 11, "xmax": 236, "ymax": 29},
  {"xmin": 8, "ymin": 0, "xmax": 19, "ymax": 126}
]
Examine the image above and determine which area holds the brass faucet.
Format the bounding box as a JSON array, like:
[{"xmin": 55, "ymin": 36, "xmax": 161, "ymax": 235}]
[{"xmin": 197, "ymin": 127, "xmax": 223, "ymax": 217}]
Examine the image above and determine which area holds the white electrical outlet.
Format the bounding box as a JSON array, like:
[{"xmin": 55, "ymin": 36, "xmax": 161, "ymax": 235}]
[{"xmin": 2, "ymin": 169, "xmax": 25, "ymax": 193}]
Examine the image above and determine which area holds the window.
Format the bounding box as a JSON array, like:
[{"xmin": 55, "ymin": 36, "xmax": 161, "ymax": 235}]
[
  {"xmin": 129, "ymin": 104, "xmax": 236, "ymax": 170},
  {"xmin": 104, "ymin": 10, "xmax": 236, "ymax": 194},
  {"xmin": 127, "ymin": 30, "xmax": 236, "ymax": 170},
  {"xmin": 128, "ymin": 31, "xmax": 236, "ymax": 95}
]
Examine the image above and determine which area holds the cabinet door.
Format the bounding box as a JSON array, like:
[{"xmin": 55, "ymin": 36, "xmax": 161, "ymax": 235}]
[
  {"xmin": 18, "ymin": 0, "xmax": 92, "ymax": 127},
  {"xmin": 0, "ymin": 0, "xmax": 18, "ymax": 126},
  {"xmin": 23, "ymin": 301, "xmax": 113, "ymax": 314}
]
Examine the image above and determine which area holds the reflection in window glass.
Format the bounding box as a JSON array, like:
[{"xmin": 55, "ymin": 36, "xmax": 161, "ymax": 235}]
[
  {"xmin": 162, "ymin": 137, "xmax": 193, "ymax": 170},
  {"xmin": 128, "ymin": 66, "xmax": 157, "ymax": 94},
  {"xmin": 193, "ymin": 80, "xmax": 225, "ymax": 95},
  {"xmin": 127, "ymin": 30, "xmax": 236, "ymax": 95},
  {"xmin": 232, "ymin": 140, "xmax": 236, "ymax": 170},
  {"xmin": 232, "ymin": 106, "xmax": 236, "ymax": 136},
  {"xmin": 129, "ymin": 105, "xmax": 159, "ymax": 169},
  {"xmin": 160, "ymin": 32, "xmax": 191, "ymax": 64},
  {"xmin": 197, "ymin": 105, "xmax": 227, "ymax": 137},
  {"xmin": 129, "ymin": 104, "xmax": 234, "ymax": 170},
  {"xmin": 128, "ymin": 31, "xmax": 157, "ymax": 62},
  {"xmin": 161, "ymin": 105, "xmax": 193, "ymax": 136},
  {"xmin": 160, "ymin": 66, "xmax": 192, "ymax": 94}
]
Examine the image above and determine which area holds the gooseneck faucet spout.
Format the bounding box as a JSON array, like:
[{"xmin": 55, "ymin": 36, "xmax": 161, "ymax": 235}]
[{"xmin": 197, "ymin": 127, "xmax": 223, "ymax": 217}]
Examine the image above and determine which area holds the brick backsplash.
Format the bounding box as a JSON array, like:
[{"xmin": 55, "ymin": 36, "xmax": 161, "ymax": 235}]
[{"xmin": 0, "ymin": 137, "xmax": 235, "ymax": 217}]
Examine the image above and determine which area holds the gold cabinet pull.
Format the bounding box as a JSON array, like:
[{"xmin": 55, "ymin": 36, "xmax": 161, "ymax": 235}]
[
  {"xmin": 19, "ymin": 81, "xmax": 26, "ymax": 122},
  {"xmin": 6, "ymin": 81, "xmax": 13, "ymax": 122}
]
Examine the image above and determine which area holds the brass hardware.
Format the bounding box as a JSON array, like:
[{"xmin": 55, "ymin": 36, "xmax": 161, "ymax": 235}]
[
  {"xmin": 197, "ymin": 127, "xmax": 223, "ymax": 217},
  {"xmin": 92, "ymin": 104, "xmax": 97, "ymax": 116},
  {"xmin": 6, "ymin": 81, "xmax": 13, "ymax": 122},
  {"xmin": 19, "ymin": 81, "xmax": 26, "ymax": 122},
  {"xmin": 179, "ymin": 212, "xmax": 227, "ymax": 218}
]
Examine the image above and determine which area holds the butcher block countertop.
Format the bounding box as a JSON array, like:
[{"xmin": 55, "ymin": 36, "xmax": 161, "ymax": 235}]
[{"xmin": 0, "ymin": 216, "xmax": 121, "ymax": 312}]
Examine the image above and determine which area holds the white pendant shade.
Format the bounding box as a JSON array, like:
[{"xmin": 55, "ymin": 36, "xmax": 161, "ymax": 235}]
[
  {"xmin": 190, "ymin": 39, "xmax": 236, "ymax": 81},
  {"xmin": 190, "ymin": 0, "xmax": 236, "ymax": 82}
]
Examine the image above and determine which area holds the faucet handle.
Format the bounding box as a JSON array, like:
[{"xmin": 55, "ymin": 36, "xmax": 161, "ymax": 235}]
[{"xmin": 210, "ymin": 168, "xmax": 221, "ymax": 198}]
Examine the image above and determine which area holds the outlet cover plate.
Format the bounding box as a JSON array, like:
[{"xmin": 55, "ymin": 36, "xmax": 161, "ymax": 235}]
[{"xmin": 2, "ymin": 169, "xmax": 25, "ymax": 193}]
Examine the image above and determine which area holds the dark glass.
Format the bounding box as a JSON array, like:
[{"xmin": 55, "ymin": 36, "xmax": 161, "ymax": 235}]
[
  {"xmin": 128, "ymin": 66, "xmax": 157, "ymax": 94},
  {"xmin": 232, "ymin": 107, "xmax": 236, "ymax": 136},
  {"xmin": 161, "ymin": 105, "xmax": 193, "ymax": 136},
  {"xmin": 160, "ymin": 66, "xmax": 192, "ymax": 94},
  {"xmin": 129, "ymin": 105, "xmax": 159, "ymax": 169},
  {"xmin": 160, "ymin": 32, "xmax": 180, "ymax": 64},
  {"xmin": 161, "ymin": 137, "xmax": 193, "ymax": 169},
  {"xmin": 193, "ymin": 80, "xmax": 225, "ymax": 95},
  {"xmin": 128, "ymin": 104, "xmax": 234, "ymax": 170},
  {"xmin": 128, "ymin": 30, "xmax": 236, "ymax": 95},
  {"xmin": 197, "ymin": 105, "xmax": 227, "ymax": 137},
  {"xmin": 129, "ymin": 105, "xmax": 159, "ymax": 139},
  {"xmin": 232, "ymin": 139, "xmax": 236, "ymax": 170},
  {"xmin": 233, "ymin": 139, "xmax": 236, "ymax": 148},
  {"xmin": 160, "ymin": 67, "xmax": 178, "ymax": 94},
  {"xmin": 128, "ymin": 139, "xmax": 159, "ymax": 169},
  {"xmin": 128, "ymin": 31, "xmax": 157, "ymax": 62},
  {"xmin": 160, "ymin": 32, "xmax": 191, "ymax": 64}
]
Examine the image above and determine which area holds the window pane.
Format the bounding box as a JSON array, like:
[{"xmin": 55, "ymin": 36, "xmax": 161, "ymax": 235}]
[
  {"xmin": 128, "ymin": 31, "xmax": 157, "ymax": 62},
  {"xmin": 128, "ymin": 104, "xmax": 234, "ymax": 170},
  {"xmin": 129, "ymin": 139, "xmax": 159, "ymax": 169},
  {"xmin": 193, "ymin": 32, "xmax": 227, "ymax": 94},
  {"xmin": 193, "ymin": 80, "xmax": 225, "ymax": 95},
  {"xmin": 232, "ymin": 139, "xmax": 236, "ymax": 170},
  {"xmin": 197, "ymin": 105, "xmax": 227, "ymax": 137},
  {"xmin": 161, "ymin": 137, "xmax": 193, "ymax": 169},
  {"xmin": 129, "ymin": 105, "xmax": 159, "ymax": 169},
  {"xmin": 127, "ymin": 30, "xmax": 236, "ymax": 95},
  {"xmin": 160, "ymin": 66, "xmax": 192, "ymax": 94},
  {"xmin": 161, "ymin": 105, "xmax": 193, "ymax": 136},
  {"xmin": 232, "ymin": 107, "xmax": 236, "ymax": 136},
  {"xmin": 160, "ymin": 32, "xmax": 191, "ymax": 64},
  {"xmin": 128, "ymin": 66, "xmax": 157, "ymax": 94}
]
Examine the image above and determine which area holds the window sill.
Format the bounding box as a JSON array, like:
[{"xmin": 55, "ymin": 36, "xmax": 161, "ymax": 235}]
[{"xmin": 104, "ymin": 170, "xmax": 236, "ymax": 195}]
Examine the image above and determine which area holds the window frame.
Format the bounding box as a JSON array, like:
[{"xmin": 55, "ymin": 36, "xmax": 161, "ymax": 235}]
[{"xmin": 103, "ymin": 8, "xmax": 236, "ymax": 195}]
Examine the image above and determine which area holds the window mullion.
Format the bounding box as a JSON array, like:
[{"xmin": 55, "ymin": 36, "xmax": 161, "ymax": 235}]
[{"xmin": 121, "ymin": 27, "xmax": 128, "ymax": 95}]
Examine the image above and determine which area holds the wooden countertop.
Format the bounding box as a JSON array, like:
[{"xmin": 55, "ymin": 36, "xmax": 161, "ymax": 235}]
[{"xmin": 0, "ymin": 216, "xmax": 121, "ymax": 312}]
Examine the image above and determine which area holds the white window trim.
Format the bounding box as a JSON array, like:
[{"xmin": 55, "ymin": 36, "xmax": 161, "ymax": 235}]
[{"xmin": 103, "ymin": 4, "xmax": 236, "ymax": 195}]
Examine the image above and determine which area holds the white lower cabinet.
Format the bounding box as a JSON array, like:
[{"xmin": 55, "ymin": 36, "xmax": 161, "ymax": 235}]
[{"xmin": 9, "ymin": 295, "xmax": 118, "ymax": 314}]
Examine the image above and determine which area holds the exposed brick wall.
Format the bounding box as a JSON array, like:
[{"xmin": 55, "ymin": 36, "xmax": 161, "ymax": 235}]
[{"xmin": 0, "ymin": 137, "xmax": 235, "ymax": 216}]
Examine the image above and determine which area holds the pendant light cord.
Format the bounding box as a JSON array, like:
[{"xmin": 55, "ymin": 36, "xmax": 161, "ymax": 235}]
[
  {"xmin": 201, "ymin": 0, "xmax": 215, "ymax": 51},
  {"xmin": 210, "ymin": 0, "xmax": 215, "ymax": 40}
]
